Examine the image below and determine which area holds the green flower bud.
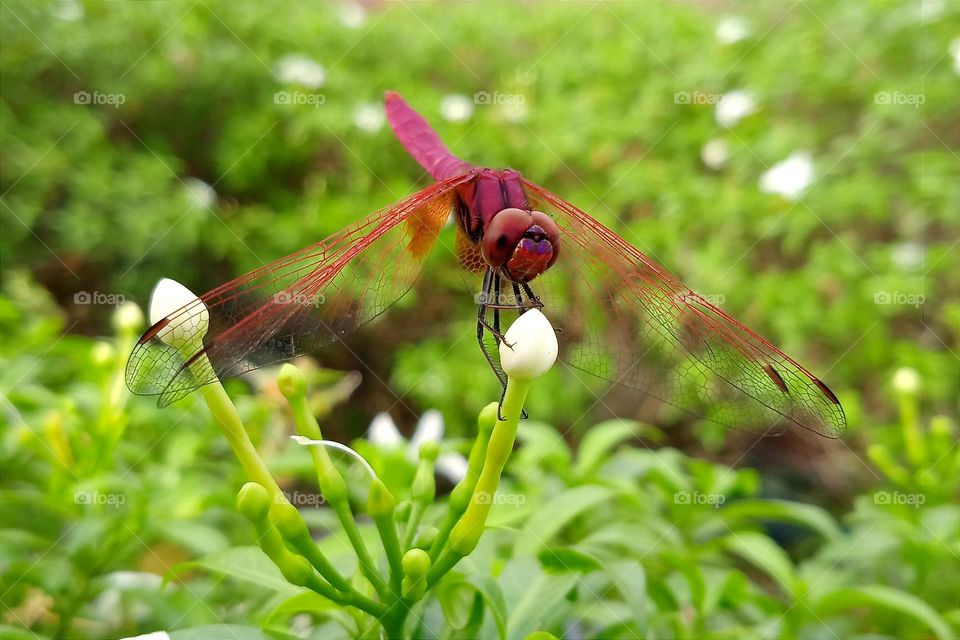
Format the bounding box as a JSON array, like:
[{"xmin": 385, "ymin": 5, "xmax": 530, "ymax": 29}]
[
  {"xmin": 478, "ymin": 402, "xmax": 498, "ymax": 435},
  {"xmin": 411, "ymin": 462, "xmax": 436, "ymax": 503},
  {"xmin": 276, "ymin": 552, "xmax": 314, "ymax": 587},
  {"xmin": 237, "ymin": 482, "xmax": 271, "ymax": 522},
  {"xmin": 419, "ymin": 440, "xmax": 440, "ymax": 462},
  {"xmin": 277, "ymin": 363, "xmax": 307, "ymax": 400},
  {"xmin": 271, "ymin": 499, "xmax": 308, "ymax": 541},
  {"xmin": 414, "ymin": 526, "xmax": 438, "ymax": 549},
  {"xmin": 402, "ymin": 548, "xmax": 430, "ymax": 578},
  {"xmin": 396, "ymin": 500, "xmax": 412, "ymax": 521},
  {"xmin": 367, "ymin": 478, "xmax": 395, "ymax": 518},
  {"xmin": 524, "ymin": 632, "xmax": 559, "ymax": 640}
]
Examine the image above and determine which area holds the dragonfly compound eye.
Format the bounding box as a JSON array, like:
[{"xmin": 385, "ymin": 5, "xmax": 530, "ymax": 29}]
[{"xmin": 482, "ymin": 208, "xmax": 559, "ymax": 282}]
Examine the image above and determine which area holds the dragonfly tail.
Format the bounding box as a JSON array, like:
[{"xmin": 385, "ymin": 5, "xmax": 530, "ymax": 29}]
[{"xmin": 385, "ymin": 91, "xmax": 474, "ymax": 181}]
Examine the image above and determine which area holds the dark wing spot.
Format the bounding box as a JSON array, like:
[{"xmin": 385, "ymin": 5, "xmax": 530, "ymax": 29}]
[
  {"xmin": 813, "ymin": 377, "xmax": 841, "ymax": 405},
  {"xmin": 139, "ymin": 317, "xmax": 171, "ymax": 345},
  {"xmin": 764, "ymin": 364, "xmax": 789, "ymax": 394},
  {"xmin": 182, "ymin": 347, "xmax": 209, "ymax": 370}
]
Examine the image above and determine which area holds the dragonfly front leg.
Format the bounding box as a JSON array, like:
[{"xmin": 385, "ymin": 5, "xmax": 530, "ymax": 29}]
[{"xmin": 477, "ymin": 268, "xmax": 508, "ymax": 392}]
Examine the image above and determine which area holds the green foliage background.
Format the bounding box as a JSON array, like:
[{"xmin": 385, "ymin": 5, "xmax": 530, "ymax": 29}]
[{"xmin": 1, "ymin": 1, "xmax": 958, "ymax": 638}]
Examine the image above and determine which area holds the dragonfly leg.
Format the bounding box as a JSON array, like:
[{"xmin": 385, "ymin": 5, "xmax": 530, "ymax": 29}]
[{"xmin": 477, "ymin": 268, "xmax": 508, "ymax": 392}]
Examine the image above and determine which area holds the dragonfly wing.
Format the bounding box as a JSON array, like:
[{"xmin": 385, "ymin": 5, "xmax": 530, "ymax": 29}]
[
  {"xmin": 126, "ymin": 175, "xmax": 471, "ymax": 406},
  {"xmin": 523, "ymin": 180, "xmax": 846, "ymax": 437}
]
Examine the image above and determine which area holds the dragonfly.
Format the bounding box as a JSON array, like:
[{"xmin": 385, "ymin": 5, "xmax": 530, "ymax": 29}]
[{"xmin": 126, "ymin": 91, "xmax": 845, "ymax": 437}]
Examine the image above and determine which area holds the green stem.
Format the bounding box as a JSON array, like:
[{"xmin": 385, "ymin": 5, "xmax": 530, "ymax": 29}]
[
  {"xmin": 374, "ymin": 513, "xmax": 404, "ymax": 596},
  {"xmin": 402, "ymin": 501, "xmax": 426, "ymax": 550},
  {"xmin": 427, "ymin": 377, "xmax": 531, "ymax": 587},
  {"xmin": 429, "ymin": 402, "xmax": 497, "ymax": 561},
  {"xmin": 196, "ymin": 358, "xmax": 283, "ymax": 500}
]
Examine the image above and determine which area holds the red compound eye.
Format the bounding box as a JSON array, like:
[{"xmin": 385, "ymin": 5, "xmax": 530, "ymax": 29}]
[{"xmin": 481, "ymin": 209, "xmax": 560, "ymax": 282}]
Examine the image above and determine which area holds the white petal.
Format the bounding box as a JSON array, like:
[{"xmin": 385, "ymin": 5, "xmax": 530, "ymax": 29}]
[
  {"xmin": 716, "ymin": 16, "xmax": 749, "ymax": 44},
  {"xmin": 499, "ymin": 309, "xmax": 558, "ymax": 380},
  {"xmin": 715, "ymin": 90, "xmax": 756, "ymax": 128},
  {"xmin": 435, "ymin": 452, "xmax": 469, "ymax": 484},
  {"xmin": 759, "ymin": 151, "xmax": 814, "ymax": 201},
  {"xmin": 352, "ymin": 102, "xmax": 384, "ymax": 133},
  {"xmin": 148, "ymin": 278, "xmax": 209, "ymax": 350},
  {"xmin": 275, "ymin": 54, "xmax": 325, "ymax": 89},
  {"xmin": 339, "ymin": 3, "xmax": 366, "ymax": 28},
  {"xmin": 440, "ymin": 94, "xmax": 473, "ymax": 122},
  {"xmin": 368, "ymin": 412, "xmax": 404, "ymax": 447},
  {"xmin": 120, "ymin": 633, "xmax": 170, "ymax": 640},
  {"xmin": 701, "ymin": 139, "xmax": 729, "ymax": 169}
]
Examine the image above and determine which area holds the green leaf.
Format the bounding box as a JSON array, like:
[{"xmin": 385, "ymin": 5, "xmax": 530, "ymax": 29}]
[
  {"xmin": 723, "ymin": 532, "xmax": 797, "ymax": 598},
  {"xmin": 573, "ymin": 420, "xmax": 642, "ymax": 477},
  {"xmin": 437, "ymin": 579, "xmax": 478, "ymax": 630},
  {"xmin": 453, "ymin": 573, "xmax": 508, "ymax": 640},
  {"xmin": 719, "ymin": 499, "xmax": 841, "ymax": 540},
  {"xmin": 265, "ymin": 591, "xmax": 356, "ymax": 633},
  {"xmin": 167, "ymin": 546, "xmax": 301, "ymax": 596},
  {"xmin": 815, "ymin": 585, "xmax": 955, "ymax": 640},
  {"xmin": 507, "ymin": 571, "xmax": 579, "ymax": 640},
  {"xmin": 537, "ymin": 546, "xmax": 603, "ymax": 573},
  {"xmin": 603, "ymin": 560, "xmax": 647, "ymax": 634},
  {"xmin": 169, "ymin": 625, "xmax": 272, "ymax": 640},
  {"xmin": 514, "ymin": 485, "xmax": 616, "ymax": 555}
]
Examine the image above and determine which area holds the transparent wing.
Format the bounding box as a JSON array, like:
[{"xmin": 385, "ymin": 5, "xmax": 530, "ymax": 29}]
[
  {"xmin": 126, "ymin": 175, "xmax": 471, "ymax": 406},
  {"xmin": 523, "ymin": 180, "xmax": 846, "ymax": 437}
]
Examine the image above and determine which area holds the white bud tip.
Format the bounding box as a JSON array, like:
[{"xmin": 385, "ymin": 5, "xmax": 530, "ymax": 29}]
[
  {"xmin": 148, "ymin": 278, "xmax": 210, "ymax": 350},
  {"xmin": 892, "ymin": 367, "xmax": 921, "ymax": 394},
  {"xmin": 499, "ymin": 309, "xmax": 558, "ymax": 380}
]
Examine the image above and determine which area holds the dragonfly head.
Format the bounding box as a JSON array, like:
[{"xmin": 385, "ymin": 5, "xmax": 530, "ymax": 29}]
[{"xmin": 481, "ymin": 208, "xmax": 560, "ymax": 282}]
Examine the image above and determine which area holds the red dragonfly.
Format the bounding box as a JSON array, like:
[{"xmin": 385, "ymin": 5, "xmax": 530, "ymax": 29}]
[{"xmin": 127, "ymin": 92, "xmax": 845, "ymax": 437}]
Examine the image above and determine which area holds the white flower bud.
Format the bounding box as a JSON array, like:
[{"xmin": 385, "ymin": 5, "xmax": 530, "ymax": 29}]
[
  {"xmin": 499, "ymin": 309, "xmax": 558, "ymax": 380},
  {"xmin": 148, "ymin": 278, "xmax": 209, "ymax": 351},
  {"xmin": 892, "ymin": 367, "xmax": 921, "ymax": 395}
]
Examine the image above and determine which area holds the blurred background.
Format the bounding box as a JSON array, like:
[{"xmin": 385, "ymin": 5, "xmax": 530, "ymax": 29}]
[{"xmin": 1, "ymin": 1, "xmax": 958, "ymax": 638}]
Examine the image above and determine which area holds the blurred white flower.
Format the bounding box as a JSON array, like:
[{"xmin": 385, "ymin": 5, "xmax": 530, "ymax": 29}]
[
  {"xmin": 715, "ymin": 90, "xmax": 756, "ymax": 128},
  {"xmin": 892, "ymin": 241, "xmax": 924, "ymax": 271},
  {"xmin": 893, "ymin": 367, "xmax": 921, "ymax": 395},
  {"xmin": 440, "ymin": 94, "xmax": 473, "ymax": 122},
  {"xmin": 339, "ymin": 3, "xmax": 366, "ymax": 28},
  {"xmin": 701, "ymin": 139, "xmax": 730, "ymax": 169},
  {"xmin": 716, "ymin": 16, "xmax": 750, "ymax": 44},
  {"xmin": 120, "ymin": 634, "xmax": 170, "ymax": 640},
  {"xmin": 500, "ymin": 101, "xmax": 529, "ymax": 123},
  {"xmin": 499, "ymin": 309, "xmax": 558, "ymax": 380},
  {"xmin": 148, "ymin": 278, "xmax": 209, "ymax": 350},
  {"xmin": 367, "ymin": 410, "xmax": 468, "ymax": 483},
  {"xmin": 183, "ymin": 177, "xmax": 216, "ymax": 209},
  {"xmin": 53, "ymin": 0, "xmax": 83, "ymax": 21},
  {"xmin": 759, "ymin": 151, "xmax": 814, "ymax": 201},
  {"xmin": 352, "ymin": 102, "xmax": 385, "ymax": 133},
  {"xmin": 275, "ymin": 54, "xmax": 325, "ymax": 89},
  {"xmin": 951, "ymin": 38, "xmax": 960, "ymax": 76}
]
